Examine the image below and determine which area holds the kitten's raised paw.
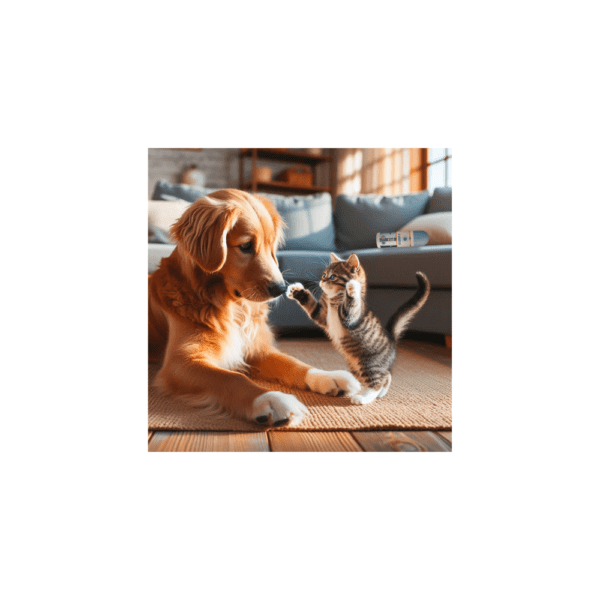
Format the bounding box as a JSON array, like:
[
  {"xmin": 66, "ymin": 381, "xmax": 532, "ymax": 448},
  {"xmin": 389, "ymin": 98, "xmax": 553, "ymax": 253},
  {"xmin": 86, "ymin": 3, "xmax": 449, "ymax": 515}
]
[
  {"xmin": 306, "ymin": 368, "xmax": 361, "ymax": 396},
  {"xmin": 346, "ymin": 280, "xmax": 361, "ymax": 298},
  {"xmin": 286, "ymin": 282, "xmax": 305, "ymax": 300}
]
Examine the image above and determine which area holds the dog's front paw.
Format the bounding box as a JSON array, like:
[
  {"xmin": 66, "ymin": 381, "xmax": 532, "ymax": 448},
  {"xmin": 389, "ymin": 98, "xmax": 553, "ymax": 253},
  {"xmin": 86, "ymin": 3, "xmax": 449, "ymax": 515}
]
[
  {"xmin": 346, "ymin": 280, "xmax": 361, "ymax": 298},
  {"xmin": 306, "ymin": 368, "xmax": 361, "ymax": 397},
  {"xmin": 252, "ymin": 391, "xmax": 309, "ymax": 427}
]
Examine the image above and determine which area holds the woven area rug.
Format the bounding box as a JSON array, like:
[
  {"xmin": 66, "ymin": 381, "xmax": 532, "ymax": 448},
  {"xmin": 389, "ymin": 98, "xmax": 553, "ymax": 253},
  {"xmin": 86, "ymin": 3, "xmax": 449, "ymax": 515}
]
[{"xmin": 148, "ymin": 339, "xmax": 451, "ymax": 431}]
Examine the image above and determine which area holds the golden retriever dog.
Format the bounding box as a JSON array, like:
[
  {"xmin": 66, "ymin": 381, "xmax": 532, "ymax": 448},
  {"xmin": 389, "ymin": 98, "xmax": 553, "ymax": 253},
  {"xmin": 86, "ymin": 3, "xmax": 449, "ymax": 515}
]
[{"xmin": 148, "ymin": 189, "xmax": 360, "ymax": 426}]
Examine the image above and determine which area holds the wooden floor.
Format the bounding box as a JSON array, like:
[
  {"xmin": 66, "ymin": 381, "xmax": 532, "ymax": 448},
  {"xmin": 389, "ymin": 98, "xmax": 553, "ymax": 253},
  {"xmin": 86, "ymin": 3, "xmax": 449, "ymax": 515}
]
[{"xmin": 148, "ymin": 338, "xmax": 451, "ymax": 452}]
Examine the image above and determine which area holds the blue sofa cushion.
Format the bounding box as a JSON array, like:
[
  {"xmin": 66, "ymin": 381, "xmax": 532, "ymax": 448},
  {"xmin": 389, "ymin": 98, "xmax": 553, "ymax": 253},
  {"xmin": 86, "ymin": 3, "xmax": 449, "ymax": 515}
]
[
  {"xmin": 426, "ymin": 186, "xmax": 452, "ymax": 213},
  {"xmin": 278, "ymin": 245, "xmax": 452, "ymax": 288},
  {"xmin": 257, "ymin": 192, "xmax": 336, "ymax": 251},
  {"xmin": 334, "ymin": 191, "xmax": 430, "ymax": 250},
  {"xmin": 151, "ymin": 180, "xmax": 218, "ymax": 203}
]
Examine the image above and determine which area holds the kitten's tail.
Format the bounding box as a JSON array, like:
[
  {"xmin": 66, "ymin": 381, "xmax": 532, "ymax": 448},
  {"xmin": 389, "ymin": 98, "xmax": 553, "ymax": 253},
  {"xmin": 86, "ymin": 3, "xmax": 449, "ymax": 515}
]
[{"xmin": 386, "ymin": 272, "xmax": 431, "ymax": 342}]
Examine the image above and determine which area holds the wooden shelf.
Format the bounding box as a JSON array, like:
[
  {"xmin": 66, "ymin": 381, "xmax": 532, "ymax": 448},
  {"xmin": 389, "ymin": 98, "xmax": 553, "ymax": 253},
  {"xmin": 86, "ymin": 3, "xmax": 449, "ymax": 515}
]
[
  {"xmin": 242, "ymin": 180, "xmax": 330, "ymax": 195},
  {"xmin": 239, "ymin": 148, "xmax": 331, "ymax": 165},
  {"xmin": 240, "ymin": 148, "xmax": 334, "ymax": 197}
]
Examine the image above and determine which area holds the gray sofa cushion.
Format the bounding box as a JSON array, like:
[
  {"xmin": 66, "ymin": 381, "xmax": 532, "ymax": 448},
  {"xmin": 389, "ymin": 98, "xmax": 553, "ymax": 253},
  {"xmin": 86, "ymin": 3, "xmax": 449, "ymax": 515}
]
[
  {"xmin": 334, "ymin": 191, "xmax": 430, "ymax": 250},
  {"xmin": 257, "ymin": 192, "xmax": 336, "ymax": 251},
  {"xmin": 346, "ymin": 246, "xmax": 452, "ymax": 287},
  {"xmin": 152, "ymin": 180, "xmax": 218, "ymax": 203},
  {"xmin": 277, "ymin": 251, "xmax": 333, "ymax": 284},
  {"xmin": 278, "ymin": 245, "xmax": 452, "ymax": 288},
  {"xmin": 426, "ymin": 186, "xmax": 452, "ymax": 213}
]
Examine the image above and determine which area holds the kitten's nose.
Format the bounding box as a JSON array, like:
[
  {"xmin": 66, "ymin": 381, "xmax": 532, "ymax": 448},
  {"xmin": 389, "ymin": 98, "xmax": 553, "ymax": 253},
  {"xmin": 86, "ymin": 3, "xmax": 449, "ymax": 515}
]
[{"xmin": 267, "ymin": 281, "xmax": 287, "ymax": 298}]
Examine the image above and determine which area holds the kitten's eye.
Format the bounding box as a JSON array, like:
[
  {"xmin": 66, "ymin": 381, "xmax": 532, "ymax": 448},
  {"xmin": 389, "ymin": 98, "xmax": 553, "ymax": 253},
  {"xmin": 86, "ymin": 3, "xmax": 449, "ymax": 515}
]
[
  {"xmin": 239, "ymin": 242, "xmax": 253, "ymax": 254},
  {"xmin": 329, "ymin": 274, "xmax": 336, "ymax": 281}
]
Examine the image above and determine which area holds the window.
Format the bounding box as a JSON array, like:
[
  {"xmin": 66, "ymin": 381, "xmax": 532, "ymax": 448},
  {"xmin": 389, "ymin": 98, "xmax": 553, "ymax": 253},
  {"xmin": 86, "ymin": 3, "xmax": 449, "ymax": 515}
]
[
  {"xmin": 361, "ymin": 148, "xmax": 411, "ymax": 195},
  {"xmin": 427, "ymin": 148, "xmax": 452, "ymax": 190},
  {"xmin": 337, "ymin": 148, "xmax": 411, "ymax": 195},
  {"xmin": 336, "ymin": 148, "xmax": 451, "ymax": 196},
  {"xmin": 337, "ymin": 149, "xmax": 363, "ymax": 194}
]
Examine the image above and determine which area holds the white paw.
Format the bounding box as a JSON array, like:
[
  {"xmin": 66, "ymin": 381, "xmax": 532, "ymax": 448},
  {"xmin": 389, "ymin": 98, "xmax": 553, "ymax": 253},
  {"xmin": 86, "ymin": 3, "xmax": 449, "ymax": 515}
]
[
  {"xmin": 251, "ymin": 391, "xmax": 309, "ymax": 427},
  {"xmin": 286, "ymin": 282, "xmax": 305, "ymax": 299},
  {"xmin": 350, "ymin": 388, "xmax": 379, "ymax": 405},
  {"xmin": 306, "ymin": 368, "xmax": 361, "ymax": 397},
  {"xmin": 346, "ymin": 279, "xmax": 361, "ymax": 298}
]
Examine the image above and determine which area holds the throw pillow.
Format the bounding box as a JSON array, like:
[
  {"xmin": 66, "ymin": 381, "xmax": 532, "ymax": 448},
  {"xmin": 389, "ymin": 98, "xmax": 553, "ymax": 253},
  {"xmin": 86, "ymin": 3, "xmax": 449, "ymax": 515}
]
[
  {"xmin": 334, "ymin": 191, "xmax": 430, "ymax": 250},
  {"xmin": 151, "ymin": 180, "xmax": 217, "ymax": 203},
  {"xmin": 148, "ymin": 199, "xmax": 190, "ymax": 243},
  {"xmin": 426, "ymin": 186, "xmax": 452, "ymax": 213},
  {"xmin": 256, "ymin": 192, "xmax": 336, "ymax": 251},
  {"xmin": 399, "ymin": 211, "xmax": 452, "ymax": 245}
]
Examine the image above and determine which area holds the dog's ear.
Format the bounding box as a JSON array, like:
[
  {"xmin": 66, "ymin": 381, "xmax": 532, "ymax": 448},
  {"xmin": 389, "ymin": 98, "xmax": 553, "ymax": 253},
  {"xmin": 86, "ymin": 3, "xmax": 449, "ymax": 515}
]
[{"xmin": 171, "ymin": 197, "xmax": 240, "ymax": 273}]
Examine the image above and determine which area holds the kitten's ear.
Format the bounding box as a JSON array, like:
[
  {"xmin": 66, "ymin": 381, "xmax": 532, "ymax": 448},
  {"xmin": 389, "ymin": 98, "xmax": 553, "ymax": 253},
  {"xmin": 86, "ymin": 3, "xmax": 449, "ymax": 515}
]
[
  {"xmin": 347, "ymin": 253, "xmax": 360, "ymax": 272},
  {"xmin": 330, "ymin": 252, "xmax": 342, "ymax": 263}
]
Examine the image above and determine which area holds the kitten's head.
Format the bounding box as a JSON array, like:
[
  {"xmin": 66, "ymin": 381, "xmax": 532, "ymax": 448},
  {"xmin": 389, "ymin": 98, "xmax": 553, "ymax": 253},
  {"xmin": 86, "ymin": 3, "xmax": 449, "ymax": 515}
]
[{"xmin": 320, "ymin": 253, "xmax": 366, "ymax": 299}]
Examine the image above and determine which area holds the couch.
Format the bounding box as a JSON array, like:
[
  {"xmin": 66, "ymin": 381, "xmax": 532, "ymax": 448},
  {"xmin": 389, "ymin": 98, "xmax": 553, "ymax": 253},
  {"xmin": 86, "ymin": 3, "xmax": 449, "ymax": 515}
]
[{"xmin": 148, "ymin": 181, "xmax": 452, "ymax": 335}]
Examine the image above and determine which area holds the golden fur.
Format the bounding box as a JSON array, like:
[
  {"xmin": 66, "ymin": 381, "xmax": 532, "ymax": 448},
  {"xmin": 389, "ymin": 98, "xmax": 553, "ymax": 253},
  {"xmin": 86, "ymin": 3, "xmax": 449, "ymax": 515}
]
[{"xmin": 148, "ymin": 189, "xmax": 360, "ymax": 426}]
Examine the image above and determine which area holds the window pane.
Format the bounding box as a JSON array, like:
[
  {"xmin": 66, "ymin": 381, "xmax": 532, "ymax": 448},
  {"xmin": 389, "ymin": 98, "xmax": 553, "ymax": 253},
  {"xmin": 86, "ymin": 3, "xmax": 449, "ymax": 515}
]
[
  {"xmin": 429, "ymin": 148, "xmax": 446, "ymax": 163},
  {"xmin": 447, "ymin": 158, "xmax": 452, "ymax": 186},
  {"xmin": 403, "ymin": 149, "xmax": 410, "ymax": 177},
  {"xmin": 428, "ymin": 161, "xmax": 446, "ymax": 191},
  {"xmin": 354, "ymin": 149, "xmax": 363, "ymax": 171}
]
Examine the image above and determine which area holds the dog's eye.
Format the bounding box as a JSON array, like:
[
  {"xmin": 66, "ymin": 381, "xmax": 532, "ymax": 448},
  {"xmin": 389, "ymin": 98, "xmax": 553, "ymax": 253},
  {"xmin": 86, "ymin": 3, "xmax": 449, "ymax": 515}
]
[{"xmin": 238, "ymin": 242, "xmax": 253, "ymax": 254}]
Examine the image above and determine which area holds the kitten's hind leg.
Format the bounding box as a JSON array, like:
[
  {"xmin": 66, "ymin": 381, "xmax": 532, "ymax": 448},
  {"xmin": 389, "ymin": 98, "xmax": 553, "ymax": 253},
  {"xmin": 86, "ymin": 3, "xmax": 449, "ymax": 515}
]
[
  {"xmin": 377, "ymin": 374, "xmax": 392, "ymax": 398},
  {"xmin": 351, "ymin": 374, "xmax": 391, "ymax": 404}
]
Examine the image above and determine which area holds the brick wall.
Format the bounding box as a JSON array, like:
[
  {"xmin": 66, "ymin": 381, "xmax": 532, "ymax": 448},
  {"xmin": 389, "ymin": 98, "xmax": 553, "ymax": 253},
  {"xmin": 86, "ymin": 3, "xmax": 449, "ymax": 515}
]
[{"xmin": 148, "ymin": 148, "xmax": 238, "ymax": 197}]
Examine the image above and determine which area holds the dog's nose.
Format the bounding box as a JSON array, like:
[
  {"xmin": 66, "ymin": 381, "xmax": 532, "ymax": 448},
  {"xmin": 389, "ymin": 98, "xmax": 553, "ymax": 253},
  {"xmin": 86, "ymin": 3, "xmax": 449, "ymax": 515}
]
[{"xmin": 267, "ymin": 281, "xmax": 288, "ymax": 298}]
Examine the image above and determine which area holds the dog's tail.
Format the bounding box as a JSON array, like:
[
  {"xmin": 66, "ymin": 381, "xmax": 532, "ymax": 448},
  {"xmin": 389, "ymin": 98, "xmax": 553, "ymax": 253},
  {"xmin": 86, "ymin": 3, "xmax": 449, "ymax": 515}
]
[{"xmin": 386, "ymin": 272, "xmax": 431, "ymax": 342}]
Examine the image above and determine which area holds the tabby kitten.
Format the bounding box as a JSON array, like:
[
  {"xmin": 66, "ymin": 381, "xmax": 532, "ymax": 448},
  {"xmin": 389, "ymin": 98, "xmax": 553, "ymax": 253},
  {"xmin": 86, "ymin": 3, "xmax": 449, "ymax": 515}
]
[{"xmin": 286, "ymin": 253, "xmax": 430, "ymax": 405}]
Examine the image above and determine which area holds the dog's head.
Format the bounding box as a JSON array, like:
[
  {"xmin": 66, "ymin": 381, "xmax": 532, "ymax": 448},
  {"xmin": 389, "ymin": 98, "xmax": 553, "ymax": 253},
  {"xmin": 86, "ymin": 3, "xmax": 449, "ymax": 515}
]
[{"xmin": 171, "ymin": 189, "xmax": 287, "ymax": 302}]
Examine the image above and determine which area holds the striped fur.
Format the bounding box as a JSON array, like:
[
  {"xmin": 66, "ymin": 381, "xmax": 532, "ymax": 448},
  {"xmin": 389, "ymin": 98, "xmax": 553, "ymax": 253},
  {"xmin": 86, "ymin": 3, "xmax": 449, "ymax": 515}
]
[{"xmin": 287, "ymin": 254, "xmax": 430, "ymax": 402}]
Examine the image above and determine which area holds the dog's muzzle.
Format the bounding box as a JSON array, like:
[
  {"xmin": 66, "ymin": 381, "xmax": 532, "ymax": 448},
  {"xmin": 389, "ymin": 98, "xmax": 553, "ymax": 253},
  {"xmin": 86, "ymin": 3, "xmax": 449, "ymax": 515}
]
[{"xmin": 267, "ymin": 281, "xmax": 288, "ymax": 298}]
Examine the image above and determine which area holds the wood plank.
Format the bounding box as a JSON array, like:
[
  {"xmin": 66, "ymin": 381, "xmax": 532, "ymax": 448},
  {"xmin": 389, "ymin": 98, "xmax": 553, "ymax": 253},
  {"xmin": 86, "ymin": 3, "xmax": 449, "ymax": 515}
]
[
  {"xmin": 268, "ymin": 431, "xmax": 363, "ymax": 452},
  {"xmin": 148, "ymin": 431, "xmax": 270, "ymax": 452},
  {"xmin": 239, "ymin": 148, "xmax": 330, "ymax": 165},
  {"xmin": 352, "ymin": 431, "xmax": 451, "ymax": 452},
  {"xmin": 437, "ymin": 431, "xmax": 452, "ymax": 446},
  {"xmin": 242, "ymin": 180, "xmax": 331, "ymax": 194}
]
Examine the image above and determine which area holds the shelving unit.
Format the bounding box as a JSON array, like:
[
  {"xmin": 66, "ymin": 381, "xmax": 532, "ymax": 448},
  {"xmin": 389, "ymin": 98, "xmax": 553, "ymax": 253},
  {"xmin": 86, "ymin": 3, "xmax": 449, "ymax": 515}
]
[{"xmin": 239, "ymin": 148, "xmax": 334, "ymax": 196}]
